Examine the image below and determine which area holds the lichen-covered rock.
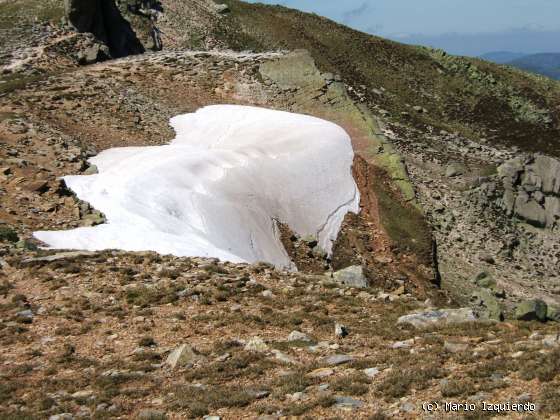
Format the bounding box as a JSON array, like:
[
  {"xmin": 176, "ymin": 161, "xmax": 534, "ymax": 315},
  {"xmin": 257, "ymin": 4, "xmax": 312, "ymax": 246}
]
[
  {"xmin": 547, "ymin": 306, "xmax": 560, "ymax": 322},
  {"xmin": 332, "ymin": 265, "xmax": 369, "ymax": 288},
  {"xmin": 515, "ymin": 299, "xmax": 548, "ymax": 322},
  {"xmin": 471, "ymin": 288, "xmax": 504, "ymax": 321},
  {"xmin": 397, "ymin": 308, "xmax": 477, "ymax": 329},
  {"xmin": 514, "ymin": 192, "xmax": 546, "ymax": 227}
]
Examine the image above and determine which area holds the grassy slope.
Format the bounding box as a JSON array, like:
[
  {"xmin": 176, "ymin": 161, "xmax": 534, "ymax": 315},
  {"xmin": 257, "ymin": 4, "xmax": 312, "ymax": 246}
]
[{"xmin": 214, "ymin": 0, "xmax": 560, "ymax": 157}]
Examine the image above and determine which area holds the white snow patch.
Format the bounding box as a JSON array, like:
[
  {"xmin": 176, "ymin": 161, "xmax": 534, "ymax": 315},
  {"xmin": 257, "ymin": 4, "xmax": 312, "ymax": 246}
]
[{"xmin": 34, "ymin": 105, "xmax": 360, "ymax": 269}]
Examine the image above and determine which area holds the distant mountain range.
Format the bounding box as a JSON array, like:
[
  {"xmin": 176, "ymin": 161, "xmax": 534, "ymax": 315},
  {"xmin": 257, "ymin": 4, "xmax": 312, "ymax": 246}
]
[
  {"xmin": 480, "ymin": 51, "xmax": 560, "ymax": 80},
  {"xmin": 480, "ymin": 51, "xmax": 529, "ymax": 64}
]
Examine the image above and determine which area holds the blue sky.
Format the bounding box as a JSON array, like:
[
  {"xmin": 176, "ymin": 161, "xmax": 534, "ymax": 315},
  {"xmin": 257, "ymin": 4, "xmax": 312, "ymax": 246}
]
[{"xmin": 244, "ymin": 0, "xmax": 560, "ymax": 56}]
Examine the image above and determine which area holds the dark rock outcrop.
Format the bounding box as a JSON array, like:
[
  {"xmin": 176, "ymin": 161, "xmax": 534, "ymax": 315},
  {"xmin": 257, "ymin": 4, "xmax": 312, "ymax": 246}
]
[{"xmin": 65, "ymin": 0, "xmax": 144, "ymax": 58}]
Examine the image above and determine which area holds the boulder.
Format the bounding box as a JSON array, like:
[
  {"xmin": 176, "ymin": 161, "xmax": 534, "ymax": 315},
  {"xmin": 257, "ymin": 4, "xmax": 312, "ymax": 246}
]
[
  {"xmin": 515, "ymin": 300, "xmax": 548, "ymax": 322},
  {"xmin": 520, "ymin": 171, "xmax": 542, "ymax": 192},
  {"xmin": 514, "ymin": 192, "xmax": 546, "ymax": 227},
  {"xmin": 332, "ymin": 265, "xmax": 369, "ymax": 288},
  {"xmin": 165, "ymin": 344, "xmax": 203, "ymax": 369},
  {"xmin": 287, "ymin": 331, "xmax": 312, "ymax": 342},
  {"xmin": 83, "ymin": 164, "xmax": 99, "ymax": 175},
  {"xmin": 77, "ymin": 45, "xmax": 105, "ymax": 65},
  {"xmin": 529, "ymin": 155, "xmax": 560, "ymax": 194},
  {"xmin": 470, "ymin": 289, "xmax": 503, "ymax": 321},
  {"xmin": 497, "ymin": 157, "xmax": 523, "ymax": 182},
  {"xmin": 214, "ymin": 3, "xmax": 230, "ymax": 14},
  {"xmin": 397, "ymin": 308, "xmax": 477, "ymax": 329},
  {"xmin": 81, "ymin": 211, "xmax": 106, "ymax": 227},
  {"xmin": 244, "ymin": 336, "xmax": 269, "ymax": 352},
  {"xmin": 65, "ymin": 0, "xmax": 144, "ymax": 58}
]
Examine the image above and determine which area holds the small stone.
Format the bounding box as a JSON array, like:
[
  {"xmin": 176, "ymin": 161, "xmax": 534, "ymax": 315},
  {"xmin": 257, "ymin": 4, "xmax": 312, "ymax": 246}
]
[
  {"xmin": 137, "ymin": 409, "xmax": 168, "ymax": 420},
  {"xmin": 203, "ymin": 416, "xmax": 221, "ymax": 420},
  {"xmin": 308, "ymin": 368, "xmax": 334, "ymax": 378},
  {"xmin": 247, "ymin": 390, "xmax": 270, "ymax": 399},
  {"xmin": 391, "ymin": 339, "xmax": 414, "ymax": 349},
  {"xmin": 287, "ymin": 391, "xmax": 305, "ymax": 401},
  {"xmin": 261, "ymin": 290, "xmax": 274, "ymax": 298},
  {"xmin": 215, "ymin": 353, "xmax": 231, "ymax": 362},
  {"xmin": 244, "ymin": 336, "xmax": 269, "ymax": 352},
  {"xmin": 334, "ymin": 396, "xmax": 364, "ymax": 410},
  {"xmin": 287, "ymin": 330, "xmax": 312, "ymax": 342},
  {"xmin": 400, "ymin": 401, "xmax": 415, "ymax": 412},
  {"xmin": 323, "ymin": 354, "xmax": 354, "ymax": 366},
  {"xmin": 334, "ymin": 323, "xmax": 348, "ymax": 338},
  {"xmin": 16, "ymin": 309, "xmax": 34, "ymax": 320},
  {"xmin": 96, "ymin": 403, "xmax": 109, "ymax": 411},
  {"xmin": 165, "ymin": 344, "xmax": 202, "ymax": 369},
  {"xmin": 83, "ymin": 164, "xmax": 98, "ymax": 175},
  {"xmin": 72, "ymin": 390, "xmax": 94, "ymax": 399},
  {"xmin": 49, "ymin": 415, "xmax": 74, "ymax": 420},
  {"xmin": 363, "ymin": 367, "xmax": 380, "ymax": 378}
]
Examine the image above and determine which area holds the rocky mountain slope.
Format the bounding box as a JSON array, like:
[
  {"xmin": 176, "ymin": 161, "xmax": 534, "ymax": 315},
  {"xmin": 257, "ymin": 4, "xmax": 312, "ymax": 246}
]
[{"xmin": 1, "ymin": 0, "xmax": 560, "ymax": 418}]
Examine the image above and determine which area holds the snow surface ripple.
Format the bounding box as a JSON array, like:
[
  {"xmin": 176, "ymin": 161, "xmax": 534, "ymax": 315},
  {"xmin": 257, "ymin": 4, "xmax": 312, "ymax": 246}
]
[{"xmin": 34, "ymin": 105, "xmax": 360, "ymax": 269}]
